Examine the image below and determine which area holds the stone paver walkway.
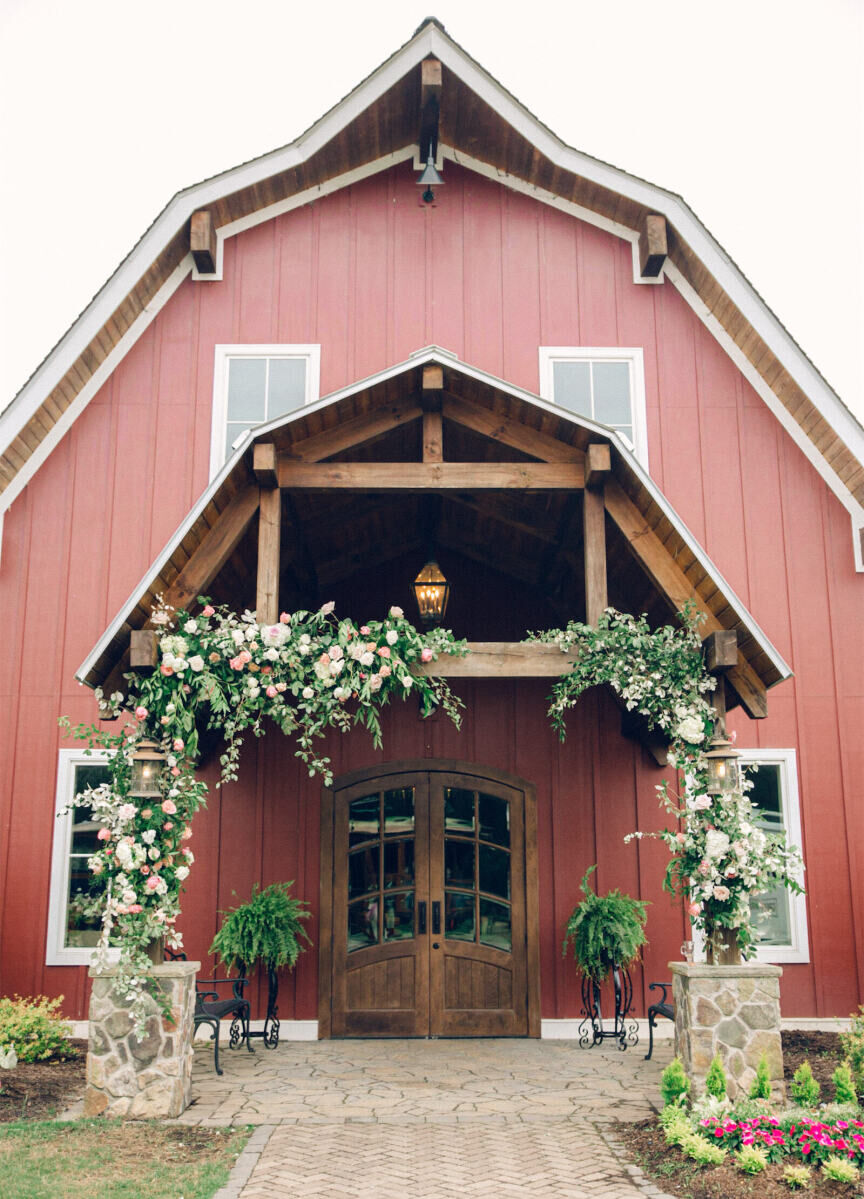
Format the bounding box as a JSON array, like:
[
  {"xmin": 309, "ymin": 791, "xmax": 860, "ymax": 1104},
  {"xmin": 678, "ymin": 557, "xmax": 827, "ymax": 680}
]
[{"xmin": 181, "ymin": 1038, "xmax": 675, "ymax": 1197}]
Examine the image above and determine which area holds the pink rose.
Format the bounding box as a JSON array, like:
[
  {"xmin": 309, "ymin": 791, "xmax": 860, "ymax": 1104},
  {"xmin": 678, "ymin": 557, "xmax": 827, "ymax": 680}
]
[
  {"xmin": 171, "ymin": 767, "xmax": 180, "ymax": 777},
  {"xmin": 181, "ymin": 826, "xmax": 192, "ymax": 840},
  {"xmin": 173, "ymin": 738, "xmax": 184, "ymax": 751},
  {"xmin": 202, "ymin": 605, "xmax": 215, "ymax": 617},
  {"xmin": 229, "ymin": 657, "xmax": 243, "ymax": 670},
  {"xmin": 360, "ymin": 626, "xmax": 370, "ymax": 636},
  {"xmin": 420, "ymin": 647, "xmax": 434, "ymax": 663},
  {"xmin": 239, "ymin": 650, "xmax": 252, "ymax": 664},
  {"xmin": 266, "ymin": 685, "xmax": 278, "ymax": 698},
  {"xmin": 128, "ymin": 904, "xmax": 143, "ymax": 913},
  {"xmin": 379, "ymin": 664, "xmax": 391, "ymax": 678},
  {"xmin": 97, "ymin": 828, "xmax": 111, "ymax": 841},
  {"xmin": 145, "ymin": 875, "xmax": 160, "ymax": 891},
  {"xmin": 675, "ymin": 831, "xmax": 686, "ymax": 844},
  {"xmin": 164, "ymin": 821, "xmax": 174, "ymax": 831},
  {"xmin": 378, "ymin": 646, "xmax": 391, "ymax": 658},
  {"xmin": 135, "ymin": 706, "xmax": 148, "ymax": 719},
  {"xmin": 279, "ymin": 612, "xmax": 290, "ymax": 624},
  {"xmin": 140, "ymin": 864, "xmax": 149, "ymax": 875},
  {"xmin": 687, "ymin": 901, "xmax": 702, "ymax": 916},
  {"xmin": 160, "ymin": 716, "xmax": 170, "ymax": 725},
  {"xmin": 162, "ymin": 799, "xmax": 177, "ymax": 815},
  {"xmin": 141, "ymin": 808, "xmax": 152, "ymax": 820},
  {"xmin": 712, "ymin": 885, "xmax": 731, "ymax": 901},
  {"xmin": 160, "ymin": 664, "xmax": 174, "ymax": 676}
]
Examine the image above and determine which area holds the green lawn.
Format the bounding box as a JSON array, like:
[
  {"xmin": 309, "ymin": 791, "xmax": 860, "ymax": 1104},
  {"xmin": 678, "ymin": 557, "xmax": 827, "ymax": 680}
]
[{"xmin": 0, "ymin": 1119, "xmax": 250, "ymax": 1199}]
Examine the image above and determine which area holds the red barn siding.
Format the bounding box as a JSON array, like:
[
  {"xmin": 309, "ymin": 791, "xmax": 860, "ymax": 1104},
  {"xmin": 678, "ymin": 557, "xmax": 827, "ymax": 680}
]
[{"xmin": 0, "ymin": 160, "xmax": 861, "ymax": 1024}]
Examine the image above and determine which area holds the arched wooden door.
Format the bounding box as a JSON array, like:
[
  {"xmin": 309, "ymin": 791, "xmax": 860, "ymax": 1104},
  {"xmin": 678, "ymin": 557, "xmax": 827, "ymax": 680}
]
[{"xmin": 319, "ymin": 762, "xmax": 540, "ymax": 1038}]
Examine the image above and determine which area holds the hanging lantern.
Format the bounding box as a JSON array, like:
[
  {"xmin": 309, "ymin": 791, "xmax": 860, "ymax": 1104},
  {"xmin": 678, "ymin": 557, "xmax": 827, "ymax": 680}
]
[
  {"xmin": 704, "ymin": 731, "xmax": 741, "ymax": 795},
  {"xmin": 412, "ymin": 559, "xmax": 450, "ymax": 626},
  {"xmin": 129, "ymin": 739, "xmax": 165, "ymax": 797}
]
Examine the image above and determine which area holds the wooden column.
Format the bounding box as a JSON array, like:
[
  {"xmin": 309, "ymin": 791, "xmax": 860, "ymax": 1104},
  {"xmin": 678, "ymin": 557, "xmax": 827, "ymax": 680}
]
[
  {"xmin": 422, "ymin": 363, "xmax": 443, "ymax": 464},
  {"xmin": 583, "ymin": 443, "xmax": 611, "ymax": 625},
  {"xmin": 254, "ymin": 444, "xmax": 281, "ymax": 624},
  {"xmin": 703, "ymin": 629, "xmax": 738, "ymax": 729}
]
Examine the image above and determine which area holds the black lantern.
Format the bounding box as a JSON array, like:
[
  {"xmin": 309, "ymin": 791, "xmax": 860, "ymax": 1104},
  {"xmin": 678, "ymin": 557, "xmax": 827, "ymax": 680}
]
[
  {"xmin": 416, "ymin": 152, "xmax": 444, "ymax": 204},
  {"xmin": 129, "ymin": 739, "xmax": 165, "ymax": 798},
  {"xmin": 413, "ymin": 559, "xmax": 450, "ymax": 626},
  {"xmin": 704, "ymin": 731, "xmax": 741, "ymax": 796}
]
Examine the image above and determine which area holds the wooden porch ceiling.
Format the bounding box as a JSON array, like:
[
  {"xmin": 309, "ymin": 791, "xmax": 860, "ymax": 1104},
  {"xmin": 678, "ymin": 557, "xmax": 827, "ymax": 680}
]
[{"xmin": 80, "ymin": 358, "xmax": 789, "ymax": 727}]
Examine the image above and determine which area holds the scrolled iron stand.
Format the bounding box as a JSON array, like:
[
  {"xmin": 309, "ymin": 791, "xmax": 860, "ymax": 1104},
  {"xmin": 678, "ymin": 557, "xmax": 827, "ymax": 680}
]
[
  {"xmin": 240, "ymin": 963, "xmax": 281, "ymax": 1049},
  {"xmin": 577, "ymin": 962, "xmax": 639, "ymax": 1051}
]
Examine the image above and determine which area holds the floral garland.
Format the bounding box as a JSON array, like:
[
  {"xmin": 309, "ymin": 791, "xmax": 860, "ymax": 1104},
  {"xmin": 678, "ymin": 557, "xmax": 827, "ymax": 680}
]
[
  {"xmin": 530, "ymin": 606, "xmax": 803, "ymax": 959},
  {"xmin": 62, "ymin": 599, "xmax": 467, "ymax": 1033}
]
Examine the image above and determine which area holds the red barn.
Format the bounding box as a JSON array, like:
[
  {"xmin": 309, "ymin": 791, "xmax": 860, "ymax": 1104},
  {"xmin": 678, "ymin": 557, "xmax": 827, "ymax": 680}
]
[{"xmin": 1, "ymin": 20, "xmax": 863, "ymax": 1038}]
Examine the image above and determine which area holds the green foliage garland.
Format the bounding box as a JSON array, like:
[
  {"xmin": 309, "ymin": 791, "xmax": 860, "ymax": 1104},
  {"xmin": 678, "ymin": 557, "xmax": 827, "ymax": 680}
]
[
  {"xmin": 210, "ymin": 883, "xmax": 311, "ymax": 974},
  {"xmin": 562, "ymin": 865, "xmax": 648, "ymax": 980}
]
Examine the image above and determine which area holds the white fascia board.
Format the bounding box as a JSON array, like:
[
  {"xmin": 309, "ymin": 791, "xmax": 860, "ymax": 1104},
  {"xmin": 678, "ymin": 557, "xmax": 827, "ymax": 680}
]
[{"xmin": 76, "ymin": 347, "xmax": 791, "ymax": 689}]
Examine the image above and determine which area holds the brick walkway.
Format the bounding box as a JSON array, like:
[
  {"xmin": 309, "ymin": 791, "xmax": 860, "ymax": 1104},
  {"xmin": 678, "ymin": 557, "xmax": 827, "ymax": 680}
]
[{"xmin": 179, "ymin": 1037, "xmax": 675, "ymax": 1197}]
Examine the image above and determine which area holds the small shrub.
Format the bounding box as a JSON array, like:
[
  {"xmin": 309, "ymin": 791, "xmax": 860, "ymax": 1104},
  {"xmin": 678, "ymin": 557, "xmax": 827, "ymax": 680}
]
[
  {"xmin": 736, "ymin": 1144, "xmax": 769, "ymax": 1173},
  {"xmin": 680, "ymin": 1131, "xmax": 727, "ymax": 1165},
  {"xmin": 660, "ymin": 1057, "xmax": 690, "ymax": 1107},
  {"xmin": 660, "ymin": 1104, "xmax": 693, "ymax": 1147},
  {"xmin": 782, "ymin": 1163, "xmax": 811, "ymax": 1190},
  {"xmin": 749, "ymin": 1053, "xmax": 772, "ymax": 1100},
  {"xmin": 821, "ymin": 1155, "xmax": 860, "ymax": 1183},
  {"xmin": 0, "ymin": 995, "xmax": 76, "ymax": 1062},
  {"xmin": 832, "ymin": 1060, "xmax": 858, "ymax": 1105},
  {"xmin": 790, "ymin": 1061, "xmax": 821, "ymax": 1108},
  {"xmin": 705, "ymin": 1054, "xmax": 727, "ymax": 1100},
  {"xmin": 840, "ymin": 1007, "xmax": 864, "ymax": 1096}
]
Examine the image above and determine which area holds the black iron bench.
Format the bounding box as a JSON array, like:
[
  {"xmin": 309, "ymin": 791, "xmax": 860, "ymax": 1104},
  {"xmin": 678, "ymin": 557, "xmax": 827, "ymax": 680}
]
[
  {"xmin": 644, "ymin": 981, "xmax": 674, "ymax": 1060},
  {"xmin": 165, "ymin": 948, "xmax": 254, "ymax": 1074}
]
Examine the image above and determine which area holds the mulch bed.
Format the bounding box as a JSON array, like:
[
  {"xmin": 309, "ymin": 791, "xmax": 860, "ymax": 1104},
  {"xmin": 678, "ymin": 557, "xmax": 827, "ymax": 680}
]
[
  {"xmin": 0, "ymin": 1040, "xmax": 87, "ymax": 1123},
  {"xmin": 617, "ymin": 1031, "xmax": 864, "ymax": 1198}
]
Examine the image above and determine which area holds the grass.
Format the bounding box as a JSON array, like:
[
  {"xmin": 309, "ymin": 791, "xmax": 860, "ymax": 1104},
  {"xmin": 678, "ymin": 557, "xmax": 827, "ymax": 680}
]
[{"xmin": 0, "ymin": 1119, "xmax": 251, "ymax": 1199}]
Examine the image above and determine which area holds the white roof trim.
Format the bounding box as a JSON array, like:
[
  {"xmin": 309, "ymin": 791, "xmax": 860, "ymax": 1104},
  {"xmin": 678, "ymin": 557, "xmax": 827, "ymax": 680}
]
[
  {"xmin": 75, "ymin": 347, "xmax": 792, "ymax": 688},
  {"xmin": 4, "ymin": 22, "xmax": 861, "ymax": 520}
]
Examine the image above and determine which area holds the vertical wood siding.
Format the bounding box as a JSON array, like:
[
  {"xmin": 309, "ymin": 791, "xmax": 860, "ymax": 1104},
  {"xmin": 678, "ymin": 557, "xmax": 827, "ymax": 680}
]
[{"xmin": 0, "ymin": 161, "xmax": 861, "ymax": 1021}]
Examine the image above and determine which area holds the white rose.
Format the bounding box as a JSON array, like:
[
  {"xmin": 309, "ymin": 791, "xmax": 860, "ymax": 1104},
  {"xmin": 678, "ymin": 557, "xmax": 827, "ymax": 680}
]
[
  {"xmin": 299, "ymin": 643, "xmax": 312, "ymax": 656},
  {"xmin": 173, "ymin": 658, "xmax": 187, "ymax": 674},
  {"xmin": 369, "ymin": 674, "xmax": 382, "ymax": 693},
  {"xmin": 122, "ymin": 888, "xmax": 137, "ymax": 905},
  {"xmin": 232, "ymin": 629, "xmax": 246, "ymax": 646},
  {"xmin": 329, "ymin": 659, "xmax": 344, "ymax": 676},
  {"xmin": 189, "ymin": 655, "xmax": 205, "ymax": 672},
  {"xmin": 155, "ymin": 877, "xmax": 168, "ymax": 896},
  {"xmin": 247, "ymin": 684, "xmax": 261, "ymax": 699},
  {"xmin": 302, "ymin": 687, "xmax": 315, "ymax": 700},
  {"xmin": 264, "ymin": 647, "xmax": 280, "ymax": 661},
  {"xmin": 116, "ymin": 841, "xmax": 134, "ymax": 868},
  {"xmin": 142, "ymin": 829, "xmax": 157, "ymax": 845},
  {"xmin": 692, "ymin": 795, "xmax": 712, "ymax": 811},
  {"xmin": 675, "ymin": 715, "xmax": 705, "ymax": 744},
  {"xmin": 175, "ymin": 866, "xmax": 190, "ymax": 881},
  {"xmin": 386, "ymin": 630, "xmax": 399, "ymax": 646},
  {"xmin": 149, "ymin": 846, "xmax": 161, "ymax": 861},
  {"xmin": 360, "ymin": 652, "xmax": 375, "ymax": 667},
  {"xmin": 184, "ymin": 620, "xmax": 198, "ymax": 634},
  {"xmin": 389, "ymin": 606, "xmax": 404, "ymax": 618},
  {"xmin": 704, "ymin": 830, "xmax": 730, "ymax": 860},
  {"xmin": 245, "ymin": 626, "xmax": 258, "ymax": 642},
  {"xmin": 320, "ymin": 601, "xmax": 335, "ymax": 615},
  {"xmin": 401, "ymin": 676, "xmax": 412, "ymax": 689},
  {"xmin": 162, "ymin": 653, "xmax": 176, "ymax": 670},
  {"xmin": 299, "ymin": 633, "xmax": 311, "ymax": 645},
  {"xmin": 329, "ymin": 644, "xmax": 343, "ymax": 661}
]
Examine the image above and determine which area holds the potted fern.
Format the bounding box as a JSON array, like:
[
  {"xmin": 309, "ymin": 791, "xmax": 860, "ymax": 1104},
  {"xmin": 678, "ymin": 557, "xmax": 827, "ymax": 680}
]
[
  {"xmin": 563, "ymin": 865, "xmax": 648, "ymax": 1049},
  {"xmin": 210, "ymin": 881, "xmax": 311, "ymax": 1047}
]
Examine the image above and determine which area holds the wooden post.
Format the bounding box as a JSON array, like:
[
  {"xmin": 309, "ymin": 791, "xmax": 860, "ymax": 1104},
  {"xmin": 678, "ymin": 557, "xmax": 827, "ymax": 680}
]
[
  {"xmin": 583, "ymin": 443, "xmax": 611, "ymax": 625},
  {"xmin": 703, "ymin": 629, "xmax": 737, "ymax": 729},
  {"xmin": 130, "ymin": 630, "xmax": 159, "ymax": 673},
  {"xmin": 256, "ymin": 486, "xmax": 281, "ymax": 624}
]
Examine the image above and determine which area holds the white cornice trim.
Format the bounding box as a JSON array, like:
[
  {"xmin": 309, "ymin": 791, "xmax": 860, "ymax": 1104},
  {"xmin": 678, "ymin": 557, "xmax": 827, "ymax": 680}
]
[{"xmin": 75, "ymin": 347, "xmax": 791, "ymax": 689}]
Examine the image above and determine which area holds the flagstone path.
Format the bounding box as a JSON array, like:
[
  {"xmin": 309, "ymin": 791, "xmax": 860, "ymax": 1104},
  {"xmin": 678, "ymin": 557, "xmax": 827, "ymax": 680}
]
[{"xmin": 176, "ymin": 1037, "xmax": 676, "ymax": 1197}]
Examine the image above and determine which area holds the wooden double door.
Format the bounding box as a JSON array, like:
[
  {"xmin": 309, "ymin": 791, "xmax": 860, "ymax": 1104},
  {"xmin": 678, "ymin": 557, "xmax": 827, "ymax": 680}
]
[{"xmin": 320, "ymin": 763, "xmax": 539, "ymax": 1037}]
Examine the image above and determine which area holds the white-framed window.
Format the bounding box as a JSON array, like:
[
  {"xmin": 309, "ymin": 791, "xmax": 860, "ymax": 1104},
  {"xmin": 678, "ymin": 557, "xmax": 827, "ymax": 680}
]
[
  {"xmin": 538, "ymin": 347, "xmax": 648, "ymax": 467},
  {"xmin": 743, "ymin": 749, "xmax": 809, "ymax": 965},
  {"xmin": 210, "ymin": 344, "xmax": 321, "ymax": 477},
  {"xmin": 46, "ymin": 750, "xmax": 117, "ymax": 967}
]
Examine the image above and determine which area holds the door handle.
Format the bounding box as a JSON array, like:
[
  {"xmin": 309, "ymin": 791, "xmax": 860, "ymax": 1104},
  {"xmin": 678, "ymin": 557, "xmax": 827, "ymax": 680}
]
[
  {"xmin": 432, "ymin": 901, "xmax": 441, "ymax": 935},
  {"xmin": 418, "ymin": 901, "xmax": 427, "ymax": 935}
]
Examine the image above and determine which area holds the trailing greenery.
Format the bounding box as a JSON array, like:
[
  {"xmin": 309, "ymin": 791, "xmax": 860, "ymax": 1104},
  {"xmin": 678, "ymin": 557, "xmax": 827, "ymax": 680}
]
[
  {"xmin": 562, "ymin": 865, "xmax": 647, "ymax": 981},
  {"xmin": 0, "ymin": 996, "xmax": 78, "ymax": 1063},
  {"xmin": 749, "ymin": 1053, "xmax": 772, "ymax": 1100},
  {"xmin": 705, "ymin": 1054, "xmax": 727, "ymax": 1100},
  {"xmin": 782, "ymin": 1163, "xmax": 811, "ymax": 1189},
  {"xmin": 832, "ymin": 1061, "xmax": 858, "ymax": 1105},
  {"xmin": 210, "ymin": 882, "xmax": 311, "ymax": 973},
  {"xmin": 660, "ymin": 1057, "xmax": 691, "ymax": 1108},
  {"xmin": 790, "ymin": 1061, "xmax": 821, "ymax": 1108},
  {"xmin": 840, "ymin": 1007, "xmax": 864, "ymax": 1096},
  {"xmin": 735, "ymin": 1144, "xmax": 769, "ymax": 1173}
]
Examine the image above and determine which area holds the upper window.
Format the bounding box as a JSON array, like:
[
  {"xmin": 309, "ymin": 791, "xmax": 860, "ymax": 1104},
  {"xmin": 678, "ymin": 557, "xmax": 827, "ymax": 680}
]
[
  {"xmin": 210, "ymin": 345, "xmax": 321, "ymax": 477},
  {"xmin": 538, "ymin": 347, "xmax": 648, "ymax": 467},
  {"xmin": 47, "ymin": 750, "xmax": 117, "ymax": 967},
  {"xmin": 743, "ymin": 749, "xmax": 808, "ymax": 964}
]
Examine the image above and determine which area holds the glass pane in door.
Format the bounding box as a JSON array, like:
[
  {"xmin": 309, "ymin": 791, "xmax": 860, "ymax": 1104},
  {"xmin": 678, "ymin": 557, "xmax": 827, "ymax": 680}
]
[
  {"xmin": 349, "ymin": 795, "xmax": 380, "ymax": 845},
  {"xmin": 445, "ymin": 892, "xmax": 476, "ymax": 941},
  {"xmin": 479, "ymin": 793, "xmax": 509, "ymax": 847},
  {"xmin": 445, "ymin": 840, "xmax": 475, "ymax": 889},
  {"xmin": 384, "ymin": 788, "xmax": 415, "ymax": 835},
  {"xmin": 444, "ymin": 788, "xmax": 475, "ymax": 834},
  {"xmin": 383, "ymin": 892, "xmax": 415, "ymax": 941},
  {"xmin": 479, "ymin": 844, "xmax": 510, "ymax": 900},
  {"xmin": 348, "ymin": 848, "xmax": 379, "ymax": 899},
  {"xmin": 348, "ymin": 897, "xmax": 381, "ymax": 951},
  {"xmin": 480, "ymin": 899, "xmax": 511, "ymax": 951}
]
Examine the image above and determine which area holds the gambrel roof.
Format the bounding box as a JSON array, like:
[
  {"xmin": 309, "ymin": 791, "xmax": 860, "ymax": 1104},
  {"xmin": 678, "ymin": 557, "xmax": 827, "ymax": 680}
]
[
  {"xmin": 2, "ymin": 17, "xmax": 863, "ymax": 565},
  {"xmin": 77, "ymin": 347, "xmax": 791, "ymax": 720}
]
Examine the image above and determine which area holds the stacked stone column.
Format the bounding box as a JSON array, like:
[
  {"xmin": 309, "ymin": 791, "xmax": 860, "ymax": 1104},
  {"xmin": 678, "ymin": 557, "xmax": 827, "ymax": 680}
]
[
  {"xmin": 670, "ymin": 962, "xmax": 784, "ymax": 1101},
  {"xmin": 85, "ymin": 960, "xmax": 198, "ymax": 1118}
]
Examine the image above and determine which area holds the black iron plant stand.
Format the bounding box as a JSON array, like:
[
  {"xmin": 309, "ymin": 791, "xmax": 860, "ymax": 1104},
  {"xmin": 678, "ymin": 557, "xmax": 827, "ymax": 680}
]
[
  {"xmin": 577, "ymin": 961, "xmax": 638, "ymax": 1051},
  {"xmin": 240, "ymin": 963, "xmax": 281, "ymax": 1048}
]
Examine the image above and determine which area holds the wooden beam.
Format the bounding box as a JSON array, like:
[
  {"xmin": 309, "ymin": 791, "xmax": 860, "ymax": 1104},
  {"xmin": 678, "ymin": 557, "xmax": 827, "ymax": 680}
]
[
  {"xmin": 277, "ymin": 462, "xmax": 585, "ymax": 490},
  {"xmin": 422, "ymin": 363, "xmax": 444, "ymax": 394},
  {"xmin": 419, "ymin": 58, "xmax": 442, "ymax": 161},
  {"xmin": 638, "ymin": 214, "xmax": 667, "ymax": 278},
  {"xmin": 190, "ymin": 210, "xmax": 217, "ymax": 273},
  {"xmin": 130, "ymin": 630, "xmax": 159, "ymax": 672},
  {"xmin": 287, "ymin": 401, "xmax": 423, "ymax": 462},
  {"xmin": 158, "ymin": 485, "xmax": 260, "ymax": 617},
  {"xmin": 423, "ymin": 411, "xmax": 443, "ymax": 462},
  {"xmin": 603, "ymin": 481, "xmax": 768, "ymax": 718},
  {"xmin": 253, "ymin": 442, "xmax": 279, "ymax": 487},
  {"xmin": 703, "ymin": 630, "xmax": 738, "ymax": 673},
  {"xmin": 256, "ymin": 486, "xmax": 281, "ymax": 624},
  {"xmin": 442, "ymin": 396, "xmax": 584, "ymax": 463},
  {"xmin": 583, "ymin": 488, "xmax": 607, "ymax": 625},
  {"xmin": 414, "ymin": 642, "xmax": 576, "ymax": 677},
  {"xmin": 585, "ymin": 442, "xmax": 612, "ymax": 489}
]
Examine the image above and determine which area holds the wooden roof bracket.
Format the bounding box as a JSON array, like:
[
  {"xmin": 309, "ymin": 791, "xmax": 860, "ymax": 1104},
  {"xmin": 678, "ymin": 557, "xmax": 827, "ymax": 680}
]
[
  {"xmin": 419, "ymin": 58, "xmax": 442, "ymax": 163},
  {"xmin": 638, "ymin": 214, "xmax": 668, "ymax": 279},
  {"xmin": 190, "ymin": 210, "xmax": 217, "ymax": 274}
]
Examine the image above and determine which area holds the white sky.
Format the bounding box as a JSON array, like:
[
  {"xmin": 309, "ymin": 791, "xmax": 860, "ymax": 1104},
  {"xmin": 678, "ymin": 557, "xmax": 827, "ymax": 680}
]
[{"xmin": 1, "ymin": 0, "xmax": 862, "ymax": 423}]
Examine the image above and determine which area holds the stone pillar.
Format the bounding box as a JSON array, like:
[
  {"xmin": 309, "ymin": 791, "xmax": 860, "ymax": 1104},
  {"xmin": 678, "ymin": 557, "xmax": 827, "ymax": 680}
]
[
  {"xmin": 85, "ymin": 960, "xmax": 199, "ymax": 1119},
  {"xmin": 670, "ymin": 962, "xmax": 784, "ymax": 1101}
]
